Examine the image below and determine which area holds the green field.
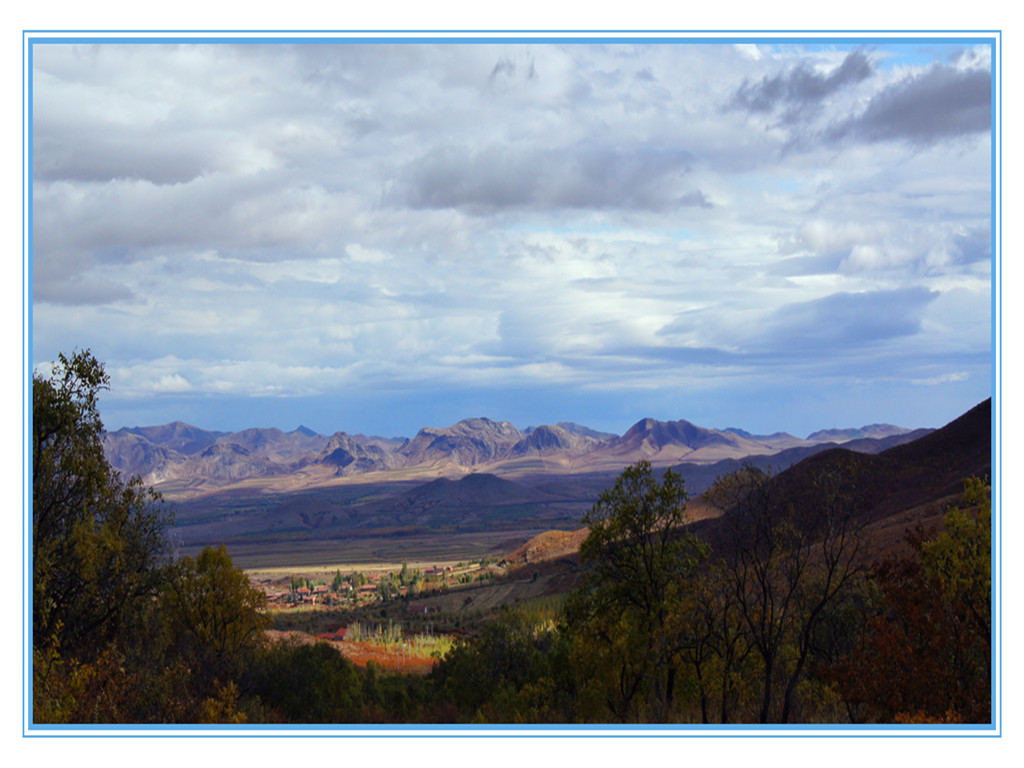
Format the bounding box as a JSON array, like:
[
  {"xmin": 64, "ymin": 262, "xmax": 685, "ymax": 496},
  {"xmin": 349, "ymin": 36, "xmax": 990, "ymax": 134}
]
[{"xmin": 185, "ymin": 526, "xmax": 553, "ymax": 571}]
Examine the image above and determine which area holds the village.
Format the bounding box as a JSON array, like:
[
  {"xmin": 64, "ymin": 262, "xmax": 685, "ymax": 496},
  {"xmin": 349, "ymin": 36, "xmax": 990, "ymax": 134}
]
[
  {"xmin": 256, "ymin": 559, "xmax": 499, "ymax": 610},
  {"xmin": 248, "ymin": 550, "xmax": 572, "ymax": 675},
  {"xmin": 249, "ymin": 558, "xmax": 505, "ymax": 672}
]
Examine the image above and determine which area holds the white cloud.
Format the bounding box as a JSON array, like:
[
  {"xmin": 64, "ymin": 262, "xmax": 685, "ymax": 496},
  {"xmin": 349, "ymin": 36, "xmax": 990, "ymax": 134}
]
[
  {"xmin": 346, "ymin": 244, "xmax": 392, "ymax": 264},
  {"xmin": 30, "ymin": 39, "xmax": 993, "ymax": 431},
  {"xmin": 734, "ymin": 44, "xmax": 764, "ymax": 62},
  {"xmin": 912, "ymin": 372, "xmax": 969, "ymax": 386}
]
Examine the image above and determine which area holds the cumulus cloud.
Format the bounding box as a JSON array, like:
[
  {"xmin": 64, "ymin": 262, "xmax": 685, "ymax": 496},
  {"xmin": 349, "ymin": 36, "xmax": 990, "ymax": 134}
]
[
  {"xmin": 393, "ymin": 142, "xmax": 707, "ymax": 214},
  {"xmin": 751, "ymin": 287, "xmax": 939, "ymax": 354},
  {"xmin": 29, "ymin": 39, "xmax": 993, "ymax": 434},
  {"xmin": 827, "ymin": 63, "xmax": 991, "ymax": 144},
  {"xmin": 774, "ymin": 216, "xmax": 990, "ymax": 278},
  {"xmin": 731, "ymin": 49, "xmax": 874, "ymax": 124}
]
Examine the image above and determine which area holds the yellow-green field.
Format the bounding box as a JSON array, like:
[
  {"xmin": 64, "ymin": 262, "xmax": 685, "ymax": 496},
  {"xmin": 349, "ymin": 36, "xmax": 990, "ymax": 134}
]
[{"xmin": 198, "ymin": 526, "xmax": 553, "ymax": 571}]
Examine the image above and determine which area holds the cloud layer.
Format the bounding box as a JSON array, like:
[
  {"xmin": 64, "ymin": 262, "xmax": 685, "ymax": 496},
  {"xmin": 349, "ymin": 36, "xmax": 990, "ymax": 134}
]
[{"xmin": 31, "ymin": 39, "xmax": 993, "ymax": 437}]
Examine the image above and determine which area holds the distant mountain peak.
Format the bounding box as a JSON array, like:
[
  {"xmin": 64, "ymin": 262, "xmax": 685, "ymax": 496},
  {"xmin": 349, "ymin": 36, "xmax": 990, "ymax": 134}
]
[
  {"xmin": 400, "ymin": 417, "xmax": 524, "ymax": 466},
  {"xmin": 806, "ymin": 424, "xmax": 911, "ymax": 443}
]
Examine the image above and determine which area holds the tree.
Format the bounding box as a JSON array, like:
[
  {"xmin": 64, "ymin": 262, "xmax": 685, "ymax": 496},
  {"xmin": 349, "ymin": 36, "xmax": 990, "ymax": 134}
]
[
  {"xmin": 33, "ymin": 350, "xmax": 171, "ymax": 660},
  {"xmin": 161, "ymin": 545, "xmax": 271, "ymax": 691},
  {"xmin": 376, "ymin": 574, "xmax": 398, "ymax": 601},
  {"xmin": 252, "ymin": 641, "xmax": 364, "ymax": 723},
  {"xmin": 431, "ymin": 610, "xmax": 574, "ymax": 723},
  {"xmin": 922, "ymin": 476, "xmax": 991, "ymax": 646},
  {"xmin": 707, "ymin": 463, "xmax": 864, "ymax": 723},
  {"xmin": 676, "ymin": 557, "xmax": 752, "ymax": 723},
  {"xmin": 827, "ymin": 478, "xmax": 991, "ymax": 723},
  {"xmin": 566, "ymin": 460, "xmax": 706, "ymax": 721}
]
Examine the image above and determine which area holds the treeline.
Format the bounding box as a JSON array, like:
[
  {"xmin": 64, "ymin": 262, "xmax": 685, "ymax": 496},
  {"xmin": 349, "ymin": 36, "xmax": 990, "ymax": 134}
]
[
  {"xmin": 31, "ymin": 351, "xmax": 434, "ymax": 724},
  {"xmin": 32, "ymin": 351, "xmax": 990, "ymax": 725},
  {"xmin": 427, "ymin": 464, "xmax": 990, "ymax": 724}
]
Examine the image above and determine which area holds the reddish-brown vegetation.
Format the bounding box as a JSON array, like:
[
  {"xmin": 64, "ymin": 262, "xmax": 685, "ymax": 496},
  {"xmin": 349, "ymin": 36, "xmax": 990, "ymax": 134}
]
[{"xmin": 265, "ymin": 630, "xmax": 440, "ymax": 674}]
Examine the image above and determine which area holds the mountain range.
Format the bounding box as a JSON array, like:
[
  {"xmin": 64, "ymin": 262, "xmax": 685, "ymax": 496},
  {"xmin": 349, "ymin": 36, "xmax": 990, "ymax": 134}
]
[{"xmin": 103, "ymin": 413, "xmax": 925, "ymax": 499}]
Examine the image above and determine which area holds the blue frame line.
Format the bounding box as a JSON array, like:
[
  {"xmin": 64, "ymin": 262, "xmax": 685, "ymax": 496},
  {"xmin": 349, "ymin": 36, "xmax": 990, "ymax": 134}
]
[
  {"xmin": 991, "ymin": 31, "xmax": 999, "ymax": 741},
  {"xmin": 25, "ymin": 724, "xmax": 999, "ymax": 737},
  {"xmin": 24, "ymin": 34, "xmax": 997, "ymax": 46},
  {"xmin": 21, "ymin": 32, "xmax": 27, "ymax": 739},
  {"xmin": 24, "ymin": 34, "xmax": 33, "ymax": 736},
  {"xmin": 20, "ymin": 27, "xmax": 1003, "ymax": 33},
  {"xmin": 21, "ymin": 29, "xmax": 1002, "ymax": 739}
]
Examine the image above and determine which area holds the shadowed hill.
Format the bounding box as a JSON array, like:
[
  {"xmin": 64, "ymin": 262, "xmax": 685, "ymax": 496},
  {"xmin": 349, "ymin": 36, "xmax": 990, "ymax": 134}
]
[
  {"xmin": 691, "ymin": 399, "xmax": 991, "ymax": 558},
  {"xmin": 782, "ymin": 398, "xmax": 988, "ymax": 522},
  {"xmin": 671, "ymin": 426, "xmax": 935, "ymax": 496},
  {"xmin": 505, "ymin": 399, "xmax": 990, "ymax": 571}
]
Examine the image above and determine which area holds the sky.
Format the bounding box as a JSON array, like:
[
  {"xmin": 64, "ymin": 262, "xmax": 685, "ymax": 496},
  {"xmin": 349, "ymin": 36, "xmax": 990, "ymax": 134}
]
[{"xmin": 29, "ymin": 36, "xmax": 995, "ymax": 440}]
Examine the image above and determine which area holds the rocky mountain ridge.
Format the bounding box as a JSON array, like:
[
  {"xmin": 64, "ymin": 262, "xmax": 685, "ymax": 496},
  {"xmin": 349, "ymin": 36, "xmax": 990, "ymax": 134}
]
[{"xmin": 102, "ymin": 413, "xmax": 920, "ymax": 496}]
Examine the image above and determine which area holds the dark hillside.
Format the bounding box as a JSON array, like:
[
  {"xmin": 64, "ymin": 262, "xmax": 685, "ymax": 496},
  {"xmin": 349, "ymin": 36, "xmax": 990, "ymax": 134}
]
[
  {"xmin": 400, "ymin": 473, "xmax": 545, "ymax": 507},
  {"xmin": 692, "ymin": 399, "xmax": 991, "ymax": 557},
  {"xmin": 782, "ymin": 398, "xmax": 989, "ymax": 524},
  {"xmin": 670, "ymin": 426, "xmax": 935, "ymax": 496}
]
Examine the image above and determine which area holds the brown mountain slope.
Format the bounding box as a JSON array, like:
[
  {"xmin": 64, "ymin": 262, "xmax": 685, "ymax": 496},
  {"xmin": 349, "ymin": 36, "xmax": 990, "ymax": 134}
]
[
  {"xmin": 121, "ymin": 421, "xmax": 225, "ymax": 454},
  {"xmin": 584, "ymin": 416, "xmax": 806, "ymax": 467},
  {"xmin": 509, "ymin": 424, "xmax": 604, "ymax": 458},
  {"xmin": 670, "ymin": 427, "xmax": 935, "ymax": 497},
  {"xmin": 503, "ymin": 527, "xmax": 589, "ymax": 566},
  {"xmin": 692, "ymin": 398, "xmax": 991, "ymax": 558},
  {"xmin": 320, "ymin": 432, "xmax": 401, "ymax": 476},
  {"xmin": 806, "ymin": 423, "xmax": 914, "ymax": 442},
  {"xmin": 397, "ymin": 417, "xmax": 524, "ymax": 466},
  {"xmin": 782, "ymin": 398, "xmax": 989, "ymax": 524},
  {"xmin": 504, "ymin": 399, "xmax": 990, "ymax": 569},
  {"xmin": 100, "ymin": 430, "xmax": 185, "ymax": 483},
  {"xmin": 213, "ymin": 427, "xmax": 329, "ymax": 463}
]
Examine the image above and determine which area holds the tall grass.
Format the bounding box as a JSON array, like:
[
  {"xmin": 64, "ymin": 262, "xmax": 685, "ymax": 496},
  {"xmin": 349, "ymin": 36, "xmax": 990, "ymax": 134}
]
[{"xmin": 346, "ymin": 619, "xmax": 455, "ymax": 659}]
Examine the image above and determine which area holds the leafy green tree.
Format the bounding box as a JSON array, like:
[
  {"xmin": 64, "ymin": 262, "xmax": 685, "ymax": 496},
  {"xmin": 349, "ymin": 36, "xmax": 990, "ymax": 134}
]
[
  {"xmin": 161, "ymin": 545, "xmax": 271, "ymax": 691},
  {"xmin": 566, "ymin": 460, "xmax": 706, "ymax": 721},
  {"xmin": 252, "ymin": 640, "xmax": 364, "ymax": 723},
  {"xmin": 431, "ymin": 610, "xmax": 574, "ymax": 722},
  {"xmin": 32, "ymin": 350, "xmax": 180, "ymax": 723},
  {"xmin": 33, "ymin": 350, "xmax": 172, "ymax": 662},
  {"xmin": 376, "ymin": 574, "xmax": 398, "ymax": 601},
  {"xmin": 922, "ymin": 476, "xmax": 991, "ymax": 644}
]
